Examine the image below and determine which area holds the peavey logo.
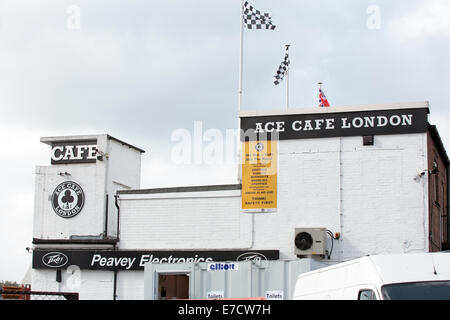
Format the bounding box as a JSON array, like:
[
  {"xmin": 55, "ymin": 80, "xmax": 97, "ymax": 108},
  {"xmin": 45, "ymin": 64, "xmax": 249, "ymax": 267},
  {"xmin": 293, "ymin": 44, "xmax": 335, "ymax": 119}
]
[
  {"xmin": 236, "ymin": 252, "xmax": 268, "ymax": 263},
  {"xmin": 42, "ymin": 252, "xmax": 69, "ymax": 268}
]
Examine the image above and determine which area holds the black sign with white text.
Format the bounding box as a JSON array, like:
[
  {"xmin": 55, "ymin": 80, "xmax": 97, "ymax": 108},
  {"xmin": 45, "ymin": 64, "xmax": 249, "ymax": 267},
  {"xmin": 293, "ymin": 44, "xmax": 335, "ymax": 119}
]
[
  {"xmin": 32, "ymin": 250, "xmax": 280, "ymax": 271},
  {"xmin": 51, "ymin": 181, "xmax": 85, "ymax": 218},
  {"xmin": 51, "ymin": 140, "xmax": 97, "ymax": 164},
  {"xmin": 240, "ymin": 108, "xmax": 429, "ymax": 141}
]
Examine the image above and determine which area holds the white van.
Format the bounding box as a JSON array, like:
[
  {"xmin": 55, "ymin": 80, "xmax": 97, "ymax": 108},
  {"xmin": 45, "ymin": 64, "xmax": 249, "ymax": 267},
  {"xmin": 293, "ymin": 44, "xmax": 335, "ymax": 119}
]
[{"xmin": 293, "ymin": 252, "xmax": 450, "ymax": 300}]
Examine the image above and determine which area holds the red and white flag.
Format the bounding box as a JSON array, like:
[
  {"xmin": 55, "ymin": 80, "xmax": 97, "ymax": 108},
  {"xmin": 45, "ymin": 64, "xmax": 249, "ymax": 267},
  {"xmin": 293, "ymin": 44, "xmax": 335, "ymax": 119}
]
[{"xmin": 319, "ymin": 89, "xmax": 330, "ymax": 107}]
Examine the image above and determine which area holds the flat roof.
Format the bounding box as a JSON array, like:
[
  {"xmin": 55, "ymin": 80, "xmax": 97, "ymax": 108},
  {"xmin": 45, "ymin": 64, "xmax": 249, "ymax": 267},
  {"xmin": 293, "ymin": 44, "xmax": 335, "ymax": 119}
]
[
  {"xmin": 40, "ymin": 134, "xmax": 145, "ymax": 153},
  {"xmin": 118, "ymin": 184, "xmax": 242, "ymax": 195},
  {"xmin": 33, "ymin": 238, "xmax": 119, "ymax": 245},
  {"xmin": 239, "ymin": 101, "xmax": 430, "ymax": 118}
]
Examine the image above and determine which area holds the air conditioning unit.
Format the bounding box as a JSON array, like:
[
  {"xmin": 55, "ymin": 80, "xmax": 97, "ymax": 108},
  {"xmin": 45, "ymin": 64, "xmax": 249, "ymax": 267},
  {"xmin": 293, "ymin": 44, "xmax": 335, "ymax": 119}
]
[{"xmin": 294, "ymin": 228, "xmax": 326, "ymax": 256}]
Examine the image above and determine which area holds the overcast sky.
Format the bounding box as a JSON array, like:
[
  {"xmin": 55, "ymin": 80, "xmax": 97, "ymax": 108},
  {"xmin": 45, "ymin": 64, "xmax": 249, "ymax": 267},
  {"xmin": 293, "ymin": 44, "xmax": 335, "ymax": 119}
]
[{"xmin": 1, "ymin": 0, "xmax": 449, "ymax": 282}]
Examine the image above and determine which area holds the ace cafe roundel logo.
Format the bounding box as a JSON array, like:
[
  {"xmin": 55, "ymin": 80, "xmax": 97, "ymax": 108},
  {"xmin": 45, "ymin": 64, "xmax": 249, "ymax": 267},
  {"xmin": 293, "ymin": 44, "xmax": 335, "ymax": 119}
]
[
  {"xmin": 255, "ymin": 142, "xmax": 264, "ymax": 152},
  {"xmin": 52, "ymin": 181, "xmax": 85, "ymax": 218}
]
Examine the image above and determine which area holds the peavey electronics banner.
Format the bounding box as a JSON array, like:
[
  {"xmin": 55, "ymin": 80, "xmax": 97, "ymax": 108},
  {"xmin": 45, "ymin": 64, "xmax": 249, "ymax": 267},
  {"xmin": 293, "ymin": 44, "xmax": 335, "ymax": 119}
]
[
  {"xmin": 240, "ymin": 108, "xmax": 429, "ymax": 141},
  {"xmin": 33, "ymin": 250, "xmax": 280, "ymax": 271}
]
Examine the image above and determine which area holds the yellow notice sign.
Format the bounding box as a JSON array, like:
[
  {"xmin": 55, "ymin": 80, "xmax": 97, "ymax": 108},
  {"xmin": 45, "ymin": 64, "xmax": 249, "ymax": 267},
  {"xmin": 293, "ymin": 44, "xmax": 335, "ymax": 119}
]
[{"xmin": 242, "ymin": 140, "xmax": 277, "ymax": 211}]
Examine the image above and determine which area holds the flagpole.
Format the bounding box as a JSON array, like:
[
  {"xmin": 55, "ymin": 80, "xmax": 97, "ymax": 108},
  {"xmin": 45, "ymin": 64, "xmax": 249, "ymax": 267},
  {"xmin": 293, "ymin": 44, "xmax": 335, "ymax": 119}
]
[
  {"xmin": 238, "ymin": 0, "xmax": 244, "ymax": 114},
  {"xmin": 286, "ymin": 70, "xmax": 289, "ymax": 110},
  {"xmin": 286, "ymin": 45, "xmax": 290, "ymax": 110},
  {"xmin": 237, "ymin": 0, "xmax": 244, "ymax": 183}
]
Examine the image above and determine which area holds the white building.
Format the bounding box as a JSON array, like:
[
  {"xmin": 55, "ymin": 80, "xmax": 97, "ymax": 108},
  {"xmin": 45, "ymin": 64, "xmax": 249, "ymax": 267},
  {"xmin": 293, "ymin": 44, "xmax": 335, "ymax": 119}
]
[{"xmin": 30, "ymin": 102, "xmax": 449, "ymax": 300}]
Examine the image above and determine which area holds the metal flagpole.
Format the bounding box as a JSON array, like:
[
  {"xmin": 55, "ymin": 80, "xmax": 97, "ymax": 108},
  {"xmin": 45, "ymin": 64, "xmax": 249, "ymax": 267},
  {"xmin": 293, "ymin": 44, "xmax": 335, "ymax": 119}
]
[
  {"xmin": 286, "ymin": 70, "xmax": 289, "ymax": 110},
  {"xmin": 286, "ymin": 45, "xmax": 290, "ymax": 110},
  {"xmin": 238, "ymin": 0, "xmax": 244, "ymax": 114},
  {"xmin": 237, "ymin": 0, "xmax": 245, "ymax": 183},
  {"xmin": 319, "ymin": 82, "xmax": 323, "ymax": 107},
  {"xmin": 318, "ymin": 82, "xmax": 322, "ymax": 107}
]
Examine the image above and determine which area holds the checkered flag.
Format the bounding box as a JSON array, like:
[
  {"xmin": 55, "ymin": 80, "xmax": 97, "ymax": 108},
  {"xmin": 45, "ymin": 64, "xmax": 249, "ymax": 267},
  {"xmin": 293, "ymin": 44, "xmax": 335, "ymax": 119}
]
[
  {"xmin": 243, "ymin": 1, "xmax": 276, "ymax": 30},
  {"xmin": 274, "ymin": 46, "xmax": 290, "ymax": 85}
]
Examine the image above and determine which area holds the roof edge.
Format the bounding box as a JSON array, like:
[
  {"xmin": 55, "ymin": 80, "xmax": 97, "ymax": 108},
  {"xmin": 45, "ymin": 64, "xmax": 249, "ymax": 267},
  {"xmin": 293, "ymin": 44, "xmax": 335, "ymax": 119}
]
[
  {"xmin": 40, "ymin": 134, "xmax": 145, "ymax": 153},
  {"xmin": 427, "ymin": 124, "xmax": 450, "ymax": 166},
  {"xmin": 118, "ymin": 184, "xmax": 242, "ymax": 195},
  {"xmin": 239, "ymin": 101, "xmax": 430, "ymax": 118},
  {"xmin": 32, "ymin": 238, "xmax": 119, "ymax": 245}
]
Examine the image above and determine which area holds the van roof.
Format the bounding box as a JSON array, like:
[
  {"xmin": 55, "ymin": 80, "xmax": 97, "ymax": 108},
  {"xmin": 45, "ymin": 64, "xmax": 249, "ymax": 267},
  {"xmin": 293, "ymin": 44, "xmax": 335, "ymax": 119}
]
[
  {"xmin": 296, "ymin": 253, "xmax": 450, "ymax": 286},
  {"xmin": 367, "ymin": 252, "xmax": 450, "ymax": 284}
]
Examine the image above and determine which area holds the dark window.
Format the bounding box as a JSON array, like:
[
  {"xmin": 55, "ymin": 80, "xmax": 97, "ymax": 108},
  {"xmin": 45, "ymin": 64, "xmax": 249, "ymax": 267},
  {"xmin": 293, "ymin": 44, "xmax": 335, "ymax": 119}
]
[
  {"xmin": 432, "ymin": 160, "xmax": 439, "ymax": 203},
  {"xmin": 381, "ymin": 281, "xmax": 450, "ymax": 300},
  {"xmin": 363, "ymin": 136, "xmax": 374, "ymax": 146}
]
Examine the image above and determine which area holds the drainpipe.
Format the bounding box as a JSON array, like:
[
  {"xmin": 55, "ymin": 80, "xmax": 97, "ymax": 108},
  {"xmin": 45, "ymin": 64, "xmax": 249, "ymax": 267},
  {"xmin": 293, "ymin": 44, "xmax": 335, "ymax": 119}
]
[
  {"xmin": 113, "ymin": 195, "xmax": 120, "ymax": 300},
  {"xmin": 104, "ymin": 194, "xmax": 109, "ymax": 238},
  {"xmin": 114, "ymin": 195, "xmax": 120, "ymax": 239},
  {"xmin": 113, "ymin": 243, "xmax": 117, "ymax": 300}
]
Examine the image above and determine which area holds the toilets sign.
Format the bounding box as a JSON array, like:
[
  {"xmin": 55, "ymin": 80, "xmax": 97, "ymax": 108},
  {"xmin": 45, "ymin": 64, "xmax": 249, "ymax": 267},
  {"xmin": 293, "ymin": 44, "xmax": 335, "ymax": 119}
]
[{"xmin": 50, "ymin": 140, "xmax": 97, "ymax": 164}]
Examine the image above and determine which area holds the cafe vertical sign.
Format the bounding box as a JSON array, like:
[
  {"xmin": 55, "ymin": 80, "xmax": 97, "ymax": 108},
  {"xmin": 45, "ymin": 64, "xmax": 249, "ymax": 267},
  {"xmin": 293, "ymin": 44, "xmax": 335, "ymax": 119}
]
[{"xmin": 242, "ymin": 140, "xmax": 277, "ymax": 212}]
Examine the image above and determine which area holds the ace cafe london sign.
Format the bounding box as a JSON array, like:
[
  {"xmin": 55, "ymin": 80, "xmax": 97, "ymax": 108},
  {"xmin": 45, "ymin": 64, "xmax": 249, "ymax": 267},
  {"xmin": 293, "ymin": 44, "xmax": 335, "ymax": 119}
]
[
  {"xmin": 240, "ymin": 108, "xmax": 428, "ymax": 141},
  {"xmin": 51, "ymin": 140, "xmax": 97, "ymax": 164}
]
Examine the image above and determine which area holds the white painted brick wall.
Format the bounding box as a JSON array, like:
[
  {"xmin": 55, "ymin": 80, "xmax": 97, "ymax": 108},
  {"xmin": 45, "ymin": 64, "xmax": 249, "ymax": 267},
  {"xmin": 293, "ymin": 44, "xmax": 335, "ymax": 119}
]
[
  {"xmin": 252, "ymin": 133, "xmax": 429, "ymax": 261},
  {"xmin": 32, "ymin": 132, "xmax": 431, "ymax": 300},
  {"xmin": 339, "ymin": 134, "xmax": 429, "ymax": 259},
  {"xmin": 31, "ymin": 134, "xmax": 143, "ymax": 300},
  {"xmin": 116, "ymin": 271, "xmax": 144, "ymax": 300},
  {"xmin": 33, "ymin": 165, "xmax": 106, "ymax": 239},
  {"xmin": 119, "ymin": 190, "xmax": 251, "ymax": 249},
  {"xmin": 106, "ymin": 139, "xmax": 142, "ymax": 238},
  {"xmin": 33, "ymin": 135, "xmax": 142, "ymax": 240},
  {"xmin": 31, "ymin": 269, "xmax": 114, "ymax": 300},
  {"xmin": 118, "ymin": 133, "xmax": 429, "ymax": 264}
]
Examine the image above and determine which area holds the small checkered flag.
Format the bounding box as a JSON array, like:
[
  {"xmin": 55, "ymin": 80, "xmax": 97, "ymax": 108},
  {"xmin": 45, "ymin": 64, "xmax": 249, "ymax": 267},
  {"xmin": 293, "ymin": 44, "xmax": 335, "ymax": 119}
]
[
  {"xmin": 274, "ymin": 45, "xmax": 290, "ymax": 85},
  {"xmin": 243, "ymin": 1, "xmax": 276, "ymax": 30}
]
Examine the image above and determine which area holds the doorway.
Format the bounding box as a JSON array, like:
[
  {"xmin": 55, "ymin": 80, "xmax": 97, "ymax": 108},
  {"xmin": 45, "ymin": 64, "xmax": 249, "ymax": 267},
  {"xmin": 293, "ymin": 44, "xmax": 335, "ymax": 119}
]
[{"xmin": 158, "ymin": 274, "xmax": 189, "ymax": 300}]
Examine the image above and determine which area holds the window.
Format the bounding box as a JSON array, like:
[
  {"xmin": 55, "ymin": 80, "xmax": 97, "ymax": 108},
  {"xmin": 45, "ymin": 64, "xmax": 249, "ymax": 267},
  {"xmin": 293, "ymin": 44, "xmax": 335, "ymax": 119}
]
[
  {"xmin": 358, "ymin": 289, "xmax": 377, "ymax": 300},
  {"xmin": 432, "ymin": 160, "xmax": 439, "ymax": 203},
  {"xmin": 381, "ymin": 281, "xmax": 450, "ymax": 300},
  {"xmin": 158, "ymin": 274, "xmax": 189, "ymax": 300}
]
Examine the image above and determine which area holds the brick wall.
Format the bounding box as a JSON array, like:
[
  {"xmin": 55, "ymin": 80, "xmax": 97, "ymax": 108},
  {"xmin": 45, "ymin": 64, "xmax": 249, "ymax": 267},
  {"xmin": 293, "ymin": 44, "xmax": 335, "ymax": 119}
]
[{"xmin": 427, "ymin": 129, "xmax": 448, "ymax": 251}]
